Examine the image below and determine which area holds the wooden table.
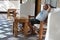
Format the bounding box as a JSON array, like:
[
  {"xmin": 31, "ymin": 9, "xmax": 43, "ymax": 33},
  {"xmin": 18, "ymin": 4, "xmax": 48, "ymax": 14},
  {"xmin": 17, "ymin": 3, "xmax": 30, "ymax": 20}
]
[{"xmin": 13, "ymin": 17, "xmax": 29, "ymax": 37}]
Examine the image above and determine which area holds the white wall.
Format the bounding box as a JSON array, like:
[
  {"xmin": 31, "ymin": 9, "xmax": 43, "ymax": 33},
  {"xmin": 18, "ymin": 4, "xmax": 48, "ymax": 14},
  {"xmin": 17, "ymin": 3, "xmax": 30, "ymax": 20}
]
[
  {"xmin": 0, "ymin": 1, "xmax": 20, "ymax": 11},
  {"xmin": 20, "ymin": 0, "xmax": 35, "ymax": 18},
  {"xmin": 45, "ymin": 8, "xmax": 60, "ymax": 40},
  {"xmin": 0, "ymin": 1, "xmax": 20, "ymax": 18}
]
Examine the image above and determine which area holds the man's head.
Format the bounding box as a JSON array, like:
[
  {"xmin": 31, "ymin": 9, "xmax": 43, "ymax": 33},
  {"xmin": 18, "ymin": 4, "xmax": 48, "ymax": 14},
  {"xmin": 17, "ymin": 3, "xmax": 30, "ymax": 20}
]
[{"xmin": 43, "ymin": 4, "xmax": 48, "ymax": 10}]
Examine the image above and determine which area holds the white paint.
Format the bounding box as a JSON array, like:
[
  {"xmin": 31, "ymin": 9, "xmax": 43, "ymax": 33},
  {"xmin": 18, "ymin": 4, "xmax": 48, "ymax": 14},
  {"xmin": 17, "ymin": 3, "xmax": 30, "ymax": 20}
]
[{"xmin": 45, "ymin": 8, "xmax": 60, "ymax": 40}]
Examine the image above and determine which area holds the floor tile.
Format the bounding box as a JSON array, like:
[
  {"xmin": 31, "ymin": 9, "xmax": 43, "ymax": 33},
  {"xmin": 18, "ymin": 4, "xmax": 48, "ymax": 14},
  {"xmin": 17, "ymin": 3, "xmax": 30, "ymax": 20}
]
[
  {"xmin": 3, "ymin": 28, "xmax": 11, "ymax": 31},
  {"xmin": 0, "ymin": 30, "xmax": 5, "ymax": 33},
  {"xmin": 5, "ymin": 32, "xmax": 13, "ymax": 35},
  {"xmin": 0, "ymin": 34, "xmax": 7, "ymax": 38}
]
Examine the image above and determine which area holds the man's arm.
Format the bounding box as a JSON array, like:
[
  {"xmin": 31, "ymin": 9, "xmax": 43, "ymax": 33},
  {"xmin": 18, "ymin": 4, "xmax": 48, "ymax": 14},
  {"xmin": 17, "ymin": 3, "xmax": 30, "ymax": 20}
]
[{"xmin": 47, "ymin": 5, "xmax": 51, "ymax": 13}]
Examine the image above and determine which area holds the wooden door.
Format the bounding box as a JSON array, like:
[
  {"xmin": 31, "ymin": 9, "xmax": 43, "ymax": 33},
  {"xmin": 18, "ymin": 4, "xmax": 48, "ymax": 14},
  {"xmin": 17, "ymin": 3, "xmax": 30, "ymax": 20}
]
[
  {"xmin": 35, "ymin": 0, "xmax": 41, "ymax": 16},
  {"xmin": 20, "ymin": 0, "xmax": 22, "ymax": 4}
]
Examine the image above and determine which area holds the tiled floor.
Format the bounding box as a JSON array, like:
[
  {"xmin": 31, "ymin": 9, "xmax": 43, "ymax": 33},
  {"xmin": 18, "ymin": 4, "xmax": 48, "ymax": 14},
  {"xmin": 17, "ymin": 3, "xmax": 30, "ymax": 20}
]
[{"xmin": 0, "ymin": 14, "xmax": 38, "ymax": 40}]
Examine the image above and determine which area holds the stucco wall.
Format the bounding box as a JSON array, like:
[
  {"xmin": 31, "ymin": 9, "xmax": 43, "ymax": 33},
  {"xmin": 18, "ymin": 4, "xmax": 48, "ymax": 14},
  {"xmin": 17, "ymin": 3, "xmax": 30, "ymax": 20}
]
[{"xmin": 20, "ymin": 0, "xmax": 35, "ymax": 18}]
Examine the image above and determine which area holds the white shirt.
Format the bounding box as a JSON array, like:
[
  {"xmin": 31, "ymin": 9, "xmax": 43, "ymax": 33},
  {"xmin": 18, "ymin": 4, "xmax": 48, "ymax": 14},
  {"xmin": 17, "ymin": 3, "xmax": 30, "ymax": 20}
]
[{"xmin": 36, "ymin": 10, "xmax": 48, "ymax": 21}]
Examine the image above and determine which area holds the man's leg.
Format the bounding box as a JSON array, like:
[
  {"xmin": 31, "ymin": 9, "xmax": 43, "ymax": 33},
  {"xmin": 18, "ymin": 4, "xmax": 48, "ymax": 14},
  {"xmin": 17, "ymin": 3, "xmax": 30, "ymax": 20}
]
[{"xmin": 29, "ymin": 19, "xmax": 40, "ymax": 34}]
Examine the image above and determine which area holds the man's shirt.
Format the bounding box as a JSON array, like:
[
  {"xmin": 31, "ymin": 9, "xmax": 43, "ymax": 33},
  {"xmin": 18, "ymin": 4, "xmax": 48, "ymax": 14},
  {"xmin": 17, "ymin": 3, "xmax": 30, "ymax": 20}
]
[{"xmin": 36, "ymin": 10, "xmax": 48, "ymax": 21}]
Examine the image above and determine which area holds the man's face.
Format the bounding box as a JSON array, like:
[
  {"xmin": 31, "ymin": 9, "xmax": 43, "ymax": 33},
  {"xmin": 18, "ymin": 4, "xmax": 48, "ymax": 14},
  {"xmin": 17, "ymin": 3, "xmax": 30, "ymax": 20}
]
[{"xmin": 43, "ymin": 4, "xmax": 48, "ymax": 10}]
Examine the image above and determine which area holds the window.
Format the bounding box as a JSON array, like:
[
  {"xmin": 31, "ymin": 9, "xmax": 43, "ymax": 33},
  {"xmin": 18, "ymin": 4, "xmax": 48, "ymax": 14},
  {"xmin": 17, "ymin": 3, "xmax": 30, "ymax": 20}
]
[{"xmin": 45, "ymin": 0, "xmax": 57, "ymax": 8}]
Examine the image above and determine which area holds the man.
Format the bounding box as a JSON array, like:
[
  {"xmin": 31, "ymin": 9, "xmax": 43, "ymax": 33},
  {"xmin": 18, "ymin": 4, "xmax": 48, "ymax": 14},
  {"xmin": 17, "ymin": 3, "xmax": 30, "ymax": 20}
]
[
  {"xmin": 30, "ymin": 4, "xmax": 51, "ymax": 26},
  {"xmin": 29, "ymin": 4, "xmax": 51, "ymax": 34}
]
